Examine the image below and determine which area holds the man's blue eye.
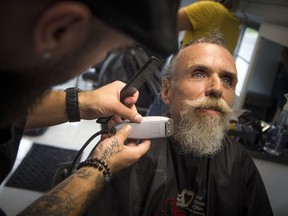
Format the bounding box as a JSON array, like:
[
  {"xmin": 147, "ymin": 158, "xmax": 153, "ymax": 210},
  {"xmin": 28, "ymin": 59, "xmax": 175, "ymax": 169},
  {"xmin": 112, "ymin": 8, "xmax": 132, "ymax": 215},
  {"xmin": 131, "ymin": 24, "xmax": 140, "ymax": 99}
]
[
  {"xmin": 222, "ymin": 77, "xmax": 232, "ymax": 86},
  {"xmin": 192, "ymin": 72, "xmax": 204, "ymax": 78}
]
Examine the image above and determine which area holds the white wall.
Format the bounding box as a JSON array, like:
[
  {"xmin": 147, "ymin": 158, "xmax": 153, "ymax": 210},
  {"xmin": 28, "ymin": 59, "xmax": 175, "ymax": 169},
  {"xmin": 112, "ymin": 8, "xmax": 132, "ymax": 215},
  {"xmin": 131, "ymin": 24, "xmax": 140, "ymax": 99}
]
[
  {"xmin": 237, "ymin": 0, "xmax": 288, "ymax": 27},
  {"xmin": 247, "ymin": 39, "xmax": 283, "ymax": 96},
  {"xmin": 254, "ymin": 158, "xmax": 288, "ymax": 216},
  {"xmin": 236, "ymin": 24, "xmax": 288, "ymax": 110}
]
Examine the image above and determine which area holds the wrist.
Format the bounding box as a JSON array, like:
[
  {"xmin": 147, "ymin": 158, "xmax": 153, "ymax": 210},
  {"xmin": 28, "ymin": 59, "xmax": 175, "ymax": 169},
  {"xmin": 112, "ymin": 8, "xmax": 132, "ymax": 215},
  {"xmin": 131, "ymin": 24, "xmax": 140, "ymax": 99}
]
[
  {"xmin": 77, "ymin": 158, "xmax": 112, "ymax": 183},
  {"xmin": 77, "ymin": 91, "xmax": 90, "ymax": 120},
  {"xmin": 71, "ymin": 167, "xmax": 105, "ymax": 192},
  {"xmin": 65, "ymin": 87, "xmax": 82, "ymax": 122}
]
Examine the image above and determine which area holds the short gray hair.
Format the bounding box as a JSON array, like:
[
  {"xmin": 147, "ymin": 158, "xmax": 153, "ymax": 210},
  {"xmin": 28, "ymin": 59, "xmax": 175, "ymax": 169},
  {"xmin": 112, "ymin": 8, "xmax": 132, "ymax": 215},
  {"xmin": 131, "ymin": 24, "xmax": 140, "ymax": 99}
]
[{"xmin": 162, "ymin": 30, "xmax": 228, "ymax": 81}]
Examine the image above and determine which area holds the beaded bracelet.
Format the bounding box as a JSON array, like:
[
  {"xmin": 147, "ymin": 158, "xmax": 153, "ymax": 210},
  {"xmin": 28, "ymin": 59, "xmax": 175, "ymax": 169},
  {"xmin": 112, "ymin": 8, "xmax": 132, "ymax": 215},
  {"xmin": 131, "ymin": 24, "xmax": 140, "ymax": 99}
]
[{"xmin": 77, "ymin": 158, "xmax": 112, "ymax": 183}]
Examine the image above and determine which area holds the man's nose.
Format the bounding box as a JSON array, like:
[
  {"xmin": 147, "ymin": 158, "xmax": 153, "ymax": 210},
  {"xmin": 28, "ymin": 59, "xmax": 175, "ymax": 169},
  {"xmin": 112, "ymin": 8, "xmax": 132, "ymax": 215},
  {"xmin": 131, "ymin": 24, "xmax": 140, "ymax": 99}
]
[{"xmin": 205, "ymin": 75, "xmax": 223, "ymax": 98}]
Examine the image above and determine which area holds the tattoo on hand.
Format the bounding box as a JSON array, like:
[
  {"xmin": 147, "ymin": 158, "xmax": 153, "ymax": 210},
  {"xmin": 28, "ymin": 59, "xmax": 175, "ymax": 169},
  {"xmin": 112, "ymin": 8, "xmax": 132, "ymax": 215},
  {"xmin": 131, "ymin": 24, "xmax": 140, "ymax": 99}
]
[{"xmin": 101, "ymin": 137, "xmax": 122, "ymax": 161}]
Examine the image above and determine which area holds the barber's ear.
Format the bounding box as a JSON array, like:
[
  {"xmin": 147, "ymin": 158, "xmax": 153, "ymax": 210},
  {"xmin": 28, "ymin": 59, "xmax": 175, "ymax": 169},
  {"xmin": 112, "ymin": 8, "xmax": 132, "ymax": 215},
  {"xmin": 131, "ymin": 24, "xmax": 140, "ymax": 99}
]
[
  {"xmin": 161, "ymin": 79, "xmax": 172, "ymax": 105},
  {"xmin": 34, "ymin": 2, "xmax": 91, "ymax": 55}
]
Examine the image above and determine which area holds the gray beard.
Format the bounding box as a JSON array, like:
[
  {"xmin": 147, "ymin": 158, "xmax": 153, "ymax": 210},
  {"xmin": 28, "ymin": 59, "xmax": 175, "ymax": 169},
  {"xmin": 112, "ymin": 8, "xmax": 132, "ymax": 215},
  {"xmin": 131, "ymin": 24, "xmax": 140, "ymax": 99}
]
[{"xmin": 172, "ymin": 98, "xmax": 232, "ymax": 157}]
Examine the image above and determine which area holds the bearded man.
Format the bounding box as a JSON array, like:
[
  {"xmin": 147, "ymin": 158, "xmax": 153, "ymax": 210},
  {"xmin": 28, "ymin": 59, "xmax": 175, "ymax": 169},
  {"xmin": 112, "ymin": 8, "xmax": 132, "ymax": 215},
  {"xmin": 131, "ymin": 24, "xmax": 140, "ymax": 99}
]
[{"xmin": 85, "ymin": 33, "xmax": 273, "ymax": 216}]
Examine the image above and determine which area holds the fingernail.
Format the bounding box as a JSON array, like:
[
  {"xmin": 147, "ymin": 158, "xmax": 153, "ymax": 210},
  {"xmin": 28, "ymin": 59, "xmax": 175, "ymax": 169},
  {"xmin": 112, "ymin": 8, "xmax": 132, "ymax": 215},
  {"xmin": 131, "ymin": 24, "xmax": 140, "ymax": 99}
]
[
  {"xmin": 124, "ymin": 125, "xmax": 132, "ymax": 133},
  {"xmin": 134, "ymin": 114, "xmax": 142, "ymax": 122}
]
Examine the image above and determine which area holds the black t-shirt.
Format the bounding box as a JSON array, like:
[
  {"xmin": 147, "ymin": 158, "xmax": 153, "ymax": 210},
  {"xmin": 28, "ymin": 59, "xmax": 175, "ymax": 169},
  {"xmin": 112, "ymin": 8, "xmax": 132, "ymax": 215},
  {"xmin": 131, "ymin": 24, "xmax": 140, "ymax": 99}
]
[
  {"xmin": 0, "ymin": 118, "xmax": 26, "ymax": 183},
  {"xmin": 86, "ymin": 136, "xmax": 273, "ymax": 216}
]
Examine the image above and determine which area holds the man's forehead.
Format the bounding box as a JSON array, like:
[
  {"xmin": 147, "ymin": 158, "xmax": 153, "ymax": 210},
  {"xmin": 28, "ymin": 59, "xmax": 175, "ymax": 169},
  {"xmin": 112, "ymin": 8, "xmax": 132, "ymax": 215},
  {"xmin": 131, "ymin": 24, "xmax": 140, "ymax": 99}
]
[
  {"xmin": 181, "ymin": 42, "xmax": 227, "ymax": 55},
  {"xmin": 175, "ymin": 43, "xmax": 237, "ymax": 75},
  {"xmin": 179, "ymin": 43, "xmax": 234, "ymax": 64}
]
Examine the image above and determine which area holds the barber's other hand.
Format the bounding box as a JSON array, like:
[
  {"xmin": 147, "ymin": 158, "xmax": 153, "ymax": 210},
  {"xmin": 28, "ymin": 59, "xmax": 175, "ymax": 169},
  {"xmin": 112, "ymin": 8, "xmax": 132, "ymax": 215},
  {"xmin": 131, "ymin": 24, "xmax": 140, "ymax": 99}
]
[
  {"xmin": 90, "ymin": 125, "xmax": 151, "ymax": 173},
  {"xmin": 78, "ymin": 81, "xmax": 142, "ymax": 123}
]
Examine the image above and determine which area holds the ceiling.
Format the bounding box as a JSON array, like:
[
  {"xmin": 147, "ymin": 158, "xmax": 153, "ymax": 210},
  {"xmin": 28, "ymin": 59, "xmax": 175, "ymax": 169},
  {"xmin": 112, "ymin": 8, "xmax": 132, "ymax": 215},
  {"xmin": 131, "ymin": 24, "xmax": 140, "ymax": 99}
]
[
  {"xmin": 237, "ymin": 0, "xmax": 288, "ymax": 27},
  {"xmin": 180, "ymin": 0, "xmax": 288, "ymax": 28}
]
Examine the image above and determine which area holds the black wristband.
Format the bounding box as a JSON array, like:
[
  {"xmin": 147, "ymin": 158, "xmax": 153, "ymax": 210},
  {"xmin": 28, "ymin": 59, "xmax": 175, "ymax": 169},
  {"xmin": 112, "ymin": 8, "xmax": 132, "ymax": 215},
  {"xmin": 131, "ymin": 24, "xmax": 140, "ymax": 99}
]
[{"xmin": 65, "ymin": 87, "xmax": 82, "ymax": 122}]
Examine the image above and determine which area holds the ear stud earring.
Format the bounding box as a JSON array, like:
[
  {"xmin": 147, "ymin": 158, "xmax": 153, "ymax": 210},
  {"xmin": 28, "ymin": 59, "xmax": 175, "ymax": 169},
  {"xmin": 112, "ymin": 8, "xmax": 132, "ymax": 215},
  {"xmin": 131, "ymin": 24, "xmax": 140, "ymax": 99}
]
[{"xmin": 42, "ymin": 50, "xmax": 52, "ymax": 59}]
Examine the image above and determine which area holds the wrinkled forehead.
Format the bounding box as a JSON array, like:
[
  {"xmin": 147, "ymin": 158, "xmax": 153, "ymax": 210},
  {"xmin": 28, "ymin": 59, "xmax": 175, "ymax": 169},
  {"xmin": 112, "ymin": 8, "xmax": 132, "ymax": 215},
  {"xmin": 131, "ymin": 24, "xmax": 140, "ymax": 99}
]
[{"xmin": 176, "ymin": 42, "xmax": 237, "ymax": 72}]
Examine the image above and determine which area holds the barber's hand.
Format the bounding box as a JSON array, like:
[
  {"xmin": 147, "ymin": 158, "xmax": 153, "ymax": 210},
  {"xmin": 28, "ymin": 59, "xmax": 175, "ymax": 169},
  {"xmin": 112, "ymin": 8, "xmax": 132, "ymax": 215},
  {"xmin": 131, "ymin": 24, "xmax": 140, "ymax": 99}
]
[
  {"xmin": 90, "ymin": 125, "xmax": 151, "ymax": 173},
  {"xmin": 78, "ymin": 81, "xmax": 142, "ymax": 123}
]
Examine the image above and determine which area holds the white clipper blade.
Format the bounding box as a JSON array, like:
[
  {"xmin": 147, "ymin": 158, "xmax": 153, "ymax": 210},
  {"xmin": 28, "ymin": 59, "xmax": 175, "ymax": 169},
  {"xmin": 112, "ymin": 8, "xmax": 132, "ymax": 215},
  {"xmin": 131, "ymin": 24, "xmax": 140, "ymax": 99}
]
[{"xmin": 114, "ymin": 116, "xmax": 174, "ymax": 139}]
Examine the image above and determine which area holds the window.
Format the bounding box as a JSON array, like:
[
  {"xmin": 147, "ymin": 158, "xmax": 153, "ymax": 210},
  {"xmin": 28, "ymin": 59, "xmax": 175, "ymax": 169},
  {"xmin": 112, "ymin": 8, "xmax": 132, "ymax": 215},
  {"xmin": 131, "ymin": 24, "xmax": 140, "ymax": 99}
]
[{"xmin": 234, "ymin": 27, "xmax": 259, "ymax": 97}]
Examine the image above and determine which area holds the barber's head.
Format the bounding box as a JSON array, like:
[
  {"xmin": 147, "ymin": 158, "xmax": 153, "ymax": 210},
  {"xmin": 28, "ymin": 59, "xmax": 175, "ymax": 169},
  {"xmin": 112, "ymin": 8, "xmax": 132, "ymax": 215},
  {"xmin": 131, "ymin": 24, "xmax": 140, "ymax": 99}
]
[
  {"xmin": 216, "ymin": 0, "xmax": 240, "ymax": 12},
  {"xmin": 198, "ymin": 0, "xmax": 240, "ymax": 12},
  {"xmin": 0, "ymin": 0, "xmax": 179, "ymax": 127},
  {"xmin": 161, "ymin": 32, "xmax": 238, "ymax": 156}
]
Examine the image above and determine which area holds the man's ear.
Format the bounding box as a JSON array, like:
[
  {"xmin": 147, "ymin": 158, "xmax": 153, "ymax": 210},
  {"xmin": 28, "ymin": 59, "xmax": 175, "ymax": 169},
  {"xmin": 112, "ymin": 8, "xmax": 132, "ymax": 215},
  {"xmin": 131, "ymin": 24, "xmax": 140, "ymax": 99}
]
[
  {"xmin": 161, "ymin": 78, "xmax": 172, "ymax": 105},
  {"xmin": 34, "ymin": 2, "xmax": 91, "ymax": 55}
]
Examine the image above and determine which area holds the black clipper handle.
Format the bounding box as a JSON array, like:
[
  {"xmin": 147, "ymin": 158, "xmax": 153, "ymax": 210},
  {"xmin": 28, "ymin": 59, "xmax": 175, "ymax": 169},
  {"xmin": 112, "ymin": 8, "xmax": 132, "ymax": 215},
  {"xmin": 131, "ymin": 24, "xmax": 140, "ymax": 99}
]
[{"xmin": 96, "ymin": 56, "xmax": 163, "ymax": 124}]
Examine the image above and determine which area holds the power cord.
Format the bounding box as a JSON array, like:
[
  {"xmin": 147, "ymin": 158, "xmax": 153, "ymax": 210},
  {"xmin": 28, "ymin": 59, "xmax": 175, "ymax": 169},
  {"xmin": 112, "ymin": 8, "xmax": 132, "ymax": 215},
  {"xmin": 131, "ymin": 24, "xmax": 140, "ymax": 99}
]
[{"xmin": 67, "ymin": 128, "xmax": 112, "ymax": 176}]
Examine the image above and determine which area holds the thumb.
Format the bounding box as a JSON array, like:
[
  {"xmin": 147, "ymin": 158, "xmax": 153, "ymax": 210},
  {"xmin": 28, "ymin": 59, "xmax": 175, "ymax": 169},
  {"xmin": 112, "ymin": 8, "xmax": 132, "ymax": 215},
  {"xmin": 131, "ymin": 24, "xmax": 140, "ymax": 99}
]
[
  {"xmin": 127, "ymin": 139, "xmax": 151, "ymax": 158},
  {"xmin": 113, "ymin": 124, "xmax": 132, "ymax": 142},
  {"xmin": 116, "ymin": 102, "xmax": 142, "ymax": 123}
]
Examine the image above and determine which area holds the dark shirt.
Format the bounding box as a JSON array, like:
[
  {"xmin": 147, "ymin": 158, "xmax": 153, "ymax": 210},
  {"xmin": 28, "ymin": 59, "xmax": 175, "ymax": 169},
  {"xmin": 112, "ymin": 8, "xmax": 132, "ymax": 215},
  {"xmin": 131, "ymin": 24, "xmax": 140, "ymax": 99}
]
[
  {"xmin": 0, "ymin": 118, "xmax": 26, "ymax": 183},
  {"xmin": 86, "ymin": 136, "xmax": 273, "ymax": 216}
]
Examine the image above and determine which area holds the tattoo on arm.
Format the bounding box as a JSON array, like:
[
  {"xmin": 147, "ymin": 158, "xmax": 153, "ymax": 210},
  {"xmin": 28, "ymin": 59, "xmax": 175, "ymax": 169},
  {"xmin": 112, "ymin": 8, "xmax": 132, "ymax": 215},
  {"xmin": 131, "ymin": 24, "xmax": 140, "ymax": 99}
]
[
  {"xmin": 85, "ymin": 174, "xmax": 105, "ymax": 205},
  {"xmin": 75, "ymin": 168, "xmax": 94, "ymax": 179},
  {"xmin": 18, "ymin": 169, "xmax": 97, "ymax": 216},
  {"xmin": 18, "ymin": 189, "xmax": 77, "ymax": 216}
]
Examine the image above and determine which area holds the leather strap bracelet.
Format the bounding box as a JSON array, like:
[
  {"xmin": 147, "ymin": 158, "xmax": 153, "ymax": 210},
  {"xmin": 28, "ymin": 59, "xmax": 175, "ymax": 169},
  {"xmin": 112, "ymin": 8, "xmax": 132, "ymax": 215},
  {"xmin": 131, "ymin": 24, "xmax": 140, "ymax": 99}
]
[
  {"xmin": 65, "ymin": 87, "xmax": 82, "ymax": 122},
  {"xmin": 77, "ymin": 158, "xmax": 112, "ymax": 183}
]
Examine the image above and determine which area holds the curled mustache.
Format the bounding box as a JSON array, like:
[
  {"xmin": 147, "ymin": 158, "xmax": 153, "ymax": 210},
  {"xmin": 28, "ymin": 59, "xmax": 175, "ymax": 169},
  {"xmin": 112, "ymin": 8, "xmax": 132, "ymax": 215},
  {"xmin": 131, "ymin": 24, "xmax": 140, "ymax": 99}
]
[{"xmin": 184, "ymin": 97, "xmax": 232, "ymax": 115}]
